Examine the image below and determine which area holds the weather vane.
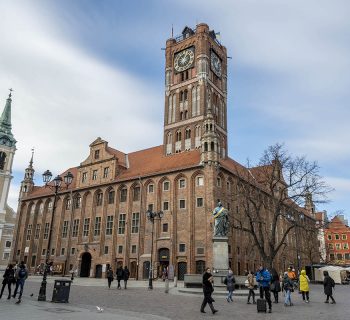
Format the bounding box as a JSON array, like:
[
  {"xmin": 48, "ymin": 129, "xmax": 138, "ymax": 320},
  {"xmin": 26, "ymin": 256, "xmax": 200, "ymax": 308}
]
[{"xmin": 9, "ymin": 88, "xmax": 13, "ymax": 97}]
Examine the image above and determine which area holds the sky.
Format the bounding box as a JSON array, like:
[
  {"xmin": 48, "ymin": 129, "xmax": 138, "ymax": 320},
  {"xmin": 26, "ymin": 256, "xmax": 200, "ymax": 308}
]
[{"xmin": 0, "ymin": 0, "xmax": 349, "ymax": 219}]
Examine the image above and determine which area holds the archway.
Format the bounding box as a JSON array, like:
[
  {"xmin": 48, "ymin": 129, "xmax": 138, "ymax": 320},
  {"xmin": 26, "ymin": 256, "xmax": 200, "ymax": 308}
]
[
  {"xmin": 158, "ymin": 248, "xmax": 170, "ymax": 278},
  {"xmin": 80, "ymin": 252, "xmax": 92, "ymax": 277}
]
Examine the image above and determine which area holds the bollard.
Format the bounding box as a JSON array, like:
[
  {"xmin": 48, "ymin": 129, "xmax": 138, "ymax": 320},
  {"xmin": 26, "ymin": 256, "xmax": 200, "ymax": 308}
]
[
  {"xmin": 174, "ymin": 276, "xmax": 177, "ymax": 287},
  {"xmin": 165, "ymin": 279, "xmax": 169, "ymax": 293}
]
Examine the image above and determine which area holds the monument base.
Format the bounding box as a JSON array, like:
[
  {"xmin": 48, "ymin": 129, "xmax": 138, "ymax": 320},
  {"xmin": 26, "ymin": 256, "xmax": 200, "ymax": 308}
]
[{"xmin": 212, "ymin": 236, "xmax": 229, "ymax": 287}]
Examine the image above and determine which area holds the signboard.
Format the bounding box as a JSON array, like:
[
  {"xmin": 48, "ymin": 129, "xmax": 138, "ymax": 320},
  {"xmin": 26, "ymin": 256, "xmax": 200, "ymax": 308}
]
[
  {"xmin": 25, "ymin": 246, "xmax": 29, "ymax": 253},
  {"xmin": 102, "ymin": 264, "xmax": 106, "ymax": 272}
]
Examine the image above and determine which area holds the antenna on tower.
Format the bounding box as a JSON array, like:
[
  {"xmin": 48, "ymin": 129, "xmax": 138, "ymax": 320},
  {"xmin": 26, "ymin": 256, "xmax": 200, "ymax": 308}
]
[{"xmin": 171, "ymin": 24, "xmax": 174, "ymax": 38}]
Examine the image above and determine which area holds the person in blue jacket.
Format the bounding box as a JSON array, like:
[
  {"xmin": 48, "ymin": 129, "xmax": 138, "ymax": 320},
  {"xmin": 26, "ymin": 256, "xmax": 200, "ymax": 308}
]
[{"xmin": 256, "ymin": 265, "xmax": 272, "ymax": 313}]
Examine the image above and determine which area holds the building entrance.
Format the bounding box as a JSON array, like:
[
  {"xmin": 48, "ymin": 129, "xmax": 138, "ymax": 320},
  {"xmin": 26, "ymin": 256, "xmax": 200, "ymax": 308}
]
[
  {"xmin": 158, "ymin": 248, "xmax": 170, "ymax": 278},
  {"xmin": 80, "ymin": 252, "xmax": 92, "ymax": 277}
]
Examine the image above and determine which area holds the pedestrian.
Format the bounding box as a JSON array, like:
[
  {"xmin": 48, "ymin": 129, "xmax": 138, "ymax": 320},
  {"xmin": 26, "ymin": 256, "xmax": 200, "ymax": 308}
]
[
  {"xmin": 256, "ymin": 265, "xmax": 272, "ymax": 313},
  {"xmin": 283, "ymin": 271, "xmax": 294, "ymax": 306},
  {"xmin": 200, "ymin": 268, "xmax": 218, "ymax": 314},
  {"xmin": 0, "ymin": 264, "xmax": 15, "ymax": 300},
  {"xmin": 123, "ymin": 266, "xmax": 130, "ymax": 289},
  {"xmin": 270, "ymin": 268, "xmax": 281, "ymax": 303},
  {"xmin": 116, "ymin": 265, "xmax": 124, "ymax": 289},
  {"xmin": 224, "ymin": 269, "xmax": 235, "ymax": 302},
  {"xmin": 12, "ymin": 261, "xmax": 28, "ymax": 303},
  {"xmin": 246, "ymin": 270, "xmax": 256, "ymax": 304},
  {"xmin": 299, "ymin": 269, "xmax": 310, "ymax": 303},
  {"xmin": 106, "ymin": 264, "xmax": 114, "ymax": 289},
  {"xmin": 323, "ymin": 271, "xmax": 336, "ymax": 304}
]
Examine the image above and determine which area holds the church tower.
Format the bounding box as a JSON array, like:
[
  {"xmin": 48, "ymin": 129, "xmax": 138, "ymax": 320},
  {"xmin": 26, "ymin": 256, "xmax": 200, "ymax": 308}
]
[
  {"xmin": 0, "ymin": 90, "xmax": 17, "ymax": 216},
  {"xmin": 163, "ymin": 23, "xmax": 228, "ymax": 162},
  {"xmin": 19, "ymin": 149, "xmax": 35, "ymax": 199}
]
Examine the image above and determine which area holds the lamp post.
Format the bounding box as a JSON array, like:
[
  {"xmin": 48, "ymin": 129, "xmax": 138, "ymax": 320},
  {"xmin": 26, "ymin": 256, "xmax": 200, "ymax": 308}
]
[
  {"xmin": 146, "ymin": 209, "xmax": 163, "ymax": 290},
  {"xmin": 38, "ymin": 170, "xmax": 73, "ymax": 301}
]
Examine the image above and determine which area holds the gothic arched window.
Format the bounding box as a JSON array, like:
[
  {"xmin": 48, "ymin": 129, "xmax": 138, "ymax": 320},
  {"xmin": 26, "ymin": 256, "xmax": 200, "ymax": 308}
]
[{"xmin": 0, "ymin": 152, "xmax": 6, "ymax": 170}]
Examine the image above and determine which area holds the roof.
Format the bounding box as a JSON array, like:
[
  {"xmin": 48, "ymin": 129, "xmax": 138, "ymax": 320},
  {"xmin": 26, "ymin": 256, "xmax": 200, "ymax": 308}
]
[
  {"xmin": 28, "ymin": 167, "xmax": 78, "ymax": 198},
  {"xmin": 118, "ymin": 145, "xmax": 201, "ymax": 180},
  {"xmin": 24, "ymin": 147, "xmax": 201, "ymax": 199}
]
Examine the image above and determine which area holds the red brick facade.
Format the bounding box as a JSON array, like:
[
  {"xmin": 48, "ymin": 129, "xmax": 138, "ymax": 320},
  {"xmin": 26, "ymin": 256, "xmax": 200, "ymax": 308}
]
[
  {"xmin": 325, "ymin": 216, "xmax": 350, "ymax": 264},
  {"xmin": 11, "ymin": 24, "xmax": 317, "ymax": 279}
]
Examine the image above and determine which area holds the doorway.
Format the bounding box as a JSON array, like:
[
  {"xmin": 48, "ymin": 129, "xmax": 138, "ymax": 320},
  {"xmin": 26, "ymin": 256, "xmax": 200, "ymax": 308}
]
[
  {"xmin": 178, "ymin": 262, "xmax": 187, "ymax": 280},
  {"xmin": 80, "ymin": 252, "xmax": 92, "ymax": 277},
  {"xmin": 95, "ymin": 264, "xmax": 102, "ymax": 278}
]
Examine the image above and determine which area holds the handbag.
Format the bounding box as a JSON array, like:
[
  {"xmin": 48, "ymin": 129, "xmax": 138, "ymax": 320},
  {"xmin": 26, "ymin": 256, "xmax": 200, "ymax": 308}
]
[{"xmin": 270, "ymin": 282, "xmax": 275, "ymax": 291}]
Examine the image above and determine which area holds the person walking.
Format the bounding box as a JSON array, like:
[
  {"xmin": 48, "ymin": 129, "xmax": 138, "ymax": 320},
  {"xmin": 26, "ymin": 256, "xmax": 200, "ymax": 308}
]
[
  {"xmin": 270, "ymin": 268, "xmax": 281, "ymax": 303},
  {"xmin": 323, "ymin": 271, "xmax": 336, "ymax": 304},
  {"xmin": 256, "ymin": 265, "xmax": 272, "ymax": 313},
  {"xmin": 299, "ymin": 269, "xmax": 310, "ymax": 303},
  {"xmin": 116, "ymin": 265, "xmax": 124, "ymax": 289},
  {"xmin": 12, "ymin": 261, "xmax": 28, "ymax": 303},
  {"xmin": 224, "ymin": 269, "xmax": 235, "ymax": 302},
  {"xmin": 106, "ymin": 264, "xmax": 114, "ymax": 289},
  {"xmin": 123, "ymin": 266, "xmax": 130, "ymax": 289},
  {"xmin": 200, "ymin": 268, "xmax": 218, "ymax": 314},
  {"xmin": 246, "ymin": 270, "xmax": 256, "ymax": 304},
  {"xmin": 283, "ymin": 271, "xmax": 294, "ymax": 306},
  {"xmin": 0, "ymin": 264, "xmax": 15, "ymax": 299}
]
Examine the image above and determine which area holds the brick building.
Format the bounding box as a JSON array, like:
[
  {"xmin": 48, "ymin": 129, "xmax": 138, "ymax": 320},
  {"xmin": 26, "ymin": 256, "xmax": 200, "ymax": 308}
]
[
  {"xmin": 325, "ymin": 215, "xmax": 350, "ymax": 265},
  {"xmin": 11, "ymin": 23, "xmax": 318, "ymax": 279}
]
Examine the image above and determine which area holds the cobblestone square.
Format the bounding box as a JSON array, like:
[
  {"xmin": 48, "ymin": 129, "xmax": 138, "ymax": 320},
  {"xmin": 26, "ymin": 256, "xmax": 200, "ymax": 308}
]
[{"xmin": 0, "ymin": 278, "xmax": 349, "ymax": 320}]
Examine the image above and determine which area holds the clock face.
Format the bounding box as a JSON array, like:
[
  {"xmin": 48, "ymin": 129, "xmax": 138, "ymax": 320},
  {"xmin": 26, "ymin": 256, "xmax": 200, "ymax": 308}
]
[
  {"xmin": 174, "ymin": 48, "xmax": 195, "ymax": 72},
  {"xmin": 211, "ymin": 51, "xmax": 222, "ymax": 78}
]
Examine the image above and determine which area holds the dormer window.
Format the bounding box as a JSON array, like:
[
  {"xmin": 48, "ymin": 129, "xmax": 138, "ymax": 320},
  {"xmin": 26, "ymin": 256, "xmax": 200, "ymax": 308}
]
[{"xmin": 94, "ymin": 150, "xmax": 100, "ymax": 159}]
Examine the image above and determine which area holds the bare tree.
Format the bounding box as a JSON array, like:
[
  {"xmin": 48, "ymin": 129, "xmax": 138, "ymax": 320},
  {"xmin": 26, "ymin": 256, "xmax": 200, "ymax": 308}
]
[{"xmin": 229, "ymin": 143, "xmax": 332, "ymax": 269}]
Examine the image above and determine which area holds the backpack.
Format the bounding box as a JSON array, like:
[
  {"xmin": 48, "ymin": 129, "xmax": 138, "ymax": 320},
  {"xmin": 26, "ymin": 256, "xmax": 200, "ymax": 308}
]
[
  {"xmin": 18, "ymin": 268, "xmax": 26, "ymax": 279},
  {"xmin": 330, "ymin": 277, "xmax": 335, "ymax": 288}
]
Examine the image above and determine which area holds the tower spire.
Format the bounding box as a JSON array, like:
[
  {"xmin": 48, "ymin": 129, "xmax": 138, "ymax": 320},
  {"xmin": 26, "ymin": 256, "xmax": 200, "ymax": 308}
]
[{"xmin": 0, "ymin": 90, "xmax": 16, "ymax": 147}]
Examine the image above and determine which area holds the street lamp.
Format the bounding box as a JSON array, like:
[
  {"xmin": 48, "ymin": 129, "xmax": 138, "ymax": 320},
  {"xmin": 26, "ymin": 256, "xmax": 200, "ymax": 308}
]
[
  {"xmin": 146, "ymin": 209, "xmax": 164, "ymax": 290},
  {"xmin": 38, "ymin": 170, "xmax": 74, "ymax": 301}
]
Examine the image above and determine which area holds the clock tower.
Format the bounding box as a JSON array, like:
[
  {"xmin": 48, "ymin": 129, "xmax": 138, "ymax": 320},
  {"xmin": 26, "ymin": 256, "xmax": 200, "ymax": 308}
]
[{"xmin": 163, "ymin": 23, "xmax": 228, "ymax": 164}]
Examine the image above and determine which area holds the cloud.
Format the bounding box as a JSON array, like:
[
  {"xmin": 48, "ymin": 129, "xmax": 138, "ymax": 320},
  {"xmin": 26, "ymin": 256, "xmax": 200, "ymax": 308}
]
[
  {"xmin": 0, "ymin": 1, "xmax": 162, "ymax": 209},
  {"xmin": 0, "ymin": 1, "xmax": 162, "ymax": 173}
]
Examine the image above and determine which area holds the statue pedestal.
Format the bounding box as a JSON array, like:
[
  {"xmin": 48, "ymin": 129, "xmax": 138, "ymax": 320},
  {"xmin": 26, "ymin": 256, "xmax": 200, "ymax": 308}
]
[{"xmin": 212, "ymin": 236, "xmax": 229, "ymax": 287}]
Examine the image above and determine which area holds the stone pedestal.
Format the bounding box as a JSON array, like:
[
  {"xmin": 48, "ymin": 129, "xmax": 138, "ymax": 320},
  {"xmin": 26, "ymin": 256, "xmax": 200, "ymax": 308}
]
[{"xmin": 212, "ymin": 236, "xmax": 229, "ymax": 287}]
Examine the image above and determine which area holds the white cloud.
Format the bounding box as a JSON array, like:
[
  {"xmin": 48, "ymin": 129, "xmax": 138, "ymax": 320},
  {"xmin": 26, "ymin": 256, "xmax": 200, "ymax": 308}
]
[{"xmin": 0, "ymin": 1, "xmax": 162, "ymax": 209}]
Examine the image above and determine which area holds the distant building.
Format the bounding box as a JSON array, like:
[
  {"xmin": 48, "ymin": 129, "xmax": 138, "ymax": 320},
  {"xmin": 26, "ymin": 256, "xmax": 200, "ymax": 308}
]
[
  {"xmin": 325, "ymin": 216, "xmax": 350, "ymax": 265},
  {"xmin": 0, "ymin": 92, "xmax": 17, "ymax": 270}
]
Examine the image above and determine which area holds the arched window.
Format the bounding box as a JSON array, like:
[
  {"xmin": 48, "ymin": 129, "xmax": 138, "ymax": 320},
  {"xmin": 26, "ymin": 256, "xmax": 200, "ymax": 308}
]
[
  {"xmin": 74, "ymin": 194, "xmax": 81, "ymax": 208},
  {"xmin": 0, "ymin": 152, "xmax": 6, "ymax": 170},
  {"xmin": 176, "ymin": 131, "xmax": 182, "ymax": 142},
  {"xmin": 172, "ymin": 94, "xmax": 176, "ymax": 122},
  {"xmin": 192, "ymin": 87, "xmax": 196, "ymax": 116},
  {"xmin": 185, "ymin": 128, "xmax": 191, "ymax": 139},
  {"xmin": 180, "ymin": 91, "xmax": 184, "ymax": 102},
  {"xmin": 168, "ymin": 95, "xmax": 172, "ymax": 124},
  {"xmin": 167, "ymin": 132, "xmax": 172, "ymax": 144},
  {"xmin": 184, "ymin": 89, "xmax": 188, "ymax": 100}
]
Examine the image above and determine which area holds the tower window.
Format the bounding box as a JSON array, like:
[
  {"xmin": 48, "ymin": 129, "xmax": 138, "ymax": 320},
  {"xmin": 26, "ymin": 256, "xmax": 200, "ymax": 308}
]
[{"xmin": 0, "ymin": 152, "xmax": 6, "ymax": 170}]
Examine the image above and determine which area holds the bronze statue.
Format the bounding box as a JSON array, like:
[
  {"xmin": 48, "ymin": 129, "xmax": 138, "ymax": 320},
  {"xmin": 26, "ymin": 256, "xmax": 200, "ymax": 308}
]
[{"xmin": 212, "ymin": 202, "xmax": 229, "ymax": 237}]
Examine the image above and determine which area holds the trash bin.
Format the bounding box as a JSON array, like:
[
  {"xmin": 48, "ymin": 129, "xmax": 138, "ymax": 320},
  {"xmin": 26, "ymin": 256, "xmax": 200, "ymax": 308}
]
[{"xmin": 52, "ymin": 279, "xmax": 72, "ymax": 303}]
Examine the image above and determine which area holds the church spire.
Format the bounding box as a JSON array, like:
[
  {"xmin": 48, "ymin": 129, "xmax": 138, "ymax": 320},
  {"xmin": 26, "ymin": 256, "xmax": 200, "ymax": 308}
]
[{"xmin": 0, "ymin": 89, "xmax": 16, "ymax": 147}]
